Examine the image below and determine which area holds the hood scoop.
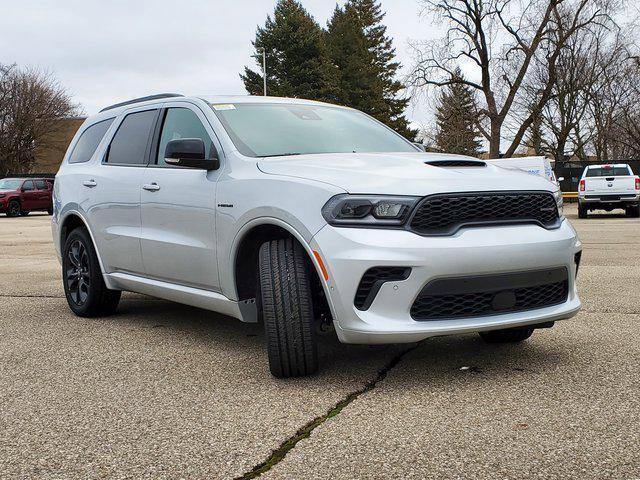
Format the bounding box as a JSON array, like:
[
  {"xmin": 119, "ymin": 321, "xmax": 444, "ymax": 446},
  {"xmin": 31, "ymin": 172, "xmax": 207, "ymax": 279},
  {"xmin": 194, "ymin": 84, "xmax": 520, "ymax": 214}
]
[{"xmin": 425, "ymin": 159, "xmax": 486, "ymax": 168}]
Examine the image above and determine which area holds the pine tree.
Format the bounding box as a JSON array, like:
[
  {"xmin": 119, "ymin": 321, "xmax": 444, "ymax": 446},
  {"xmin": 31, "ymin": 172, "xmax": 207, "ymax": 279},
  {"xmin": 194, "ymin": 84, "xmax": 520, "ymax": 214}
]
[
  {"xmin": 241, "ymin": 0, "xmax": 338, "ymax": 102},
  {"xmin": 326, "ymin": 0, "xmax": 415, "ymax": 139},
  {"xmin": 434, "ymin": 69, "xmax": 483, "ymax": 156}
]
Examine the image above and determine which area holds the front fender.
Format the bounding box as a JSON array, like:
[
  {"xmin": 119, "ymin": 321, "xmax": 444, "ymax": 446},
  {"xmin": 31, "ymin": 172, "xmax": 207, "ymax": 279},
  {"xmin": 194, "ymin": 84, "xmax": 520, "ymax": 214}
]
[{"xmin": 224, "ymin": 216, "xmax": 325, "ymax": 301}]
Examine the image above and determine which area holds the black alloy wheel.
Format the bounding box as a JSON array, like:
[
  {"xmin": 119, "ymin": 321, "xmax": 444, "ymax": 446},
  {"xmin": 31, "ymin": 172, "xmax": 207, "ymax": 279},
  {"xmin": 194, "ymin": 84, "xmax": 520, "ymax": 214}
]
[
  {"xmin": 65, "ymin": 239, "xmax": 91, "ymax": 306},
  {"xmin": 62, "ymin": 227, "xmax": 121, "ymax": 316},
  {"xmin": 7, "ymin": 200, "xmax": 20, "ymax": 217}
]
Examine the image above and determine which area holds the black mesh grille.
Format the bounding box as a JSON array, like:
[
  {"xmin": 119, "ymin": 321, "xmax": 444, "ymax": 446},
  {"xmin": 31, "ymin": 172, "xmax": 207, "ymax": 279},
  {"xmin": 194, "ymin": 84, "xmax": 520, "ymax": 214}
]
[
  {"xmin": 354, "ymin": 267, "xmax": 411, "ymax": 310},
  {"xmin": 409, "ymin": 191, "xmax": 560, "ymax": 236},
  {"xmin": 410, "ymin": 268, "xmax": 569, "ymax": 320}
]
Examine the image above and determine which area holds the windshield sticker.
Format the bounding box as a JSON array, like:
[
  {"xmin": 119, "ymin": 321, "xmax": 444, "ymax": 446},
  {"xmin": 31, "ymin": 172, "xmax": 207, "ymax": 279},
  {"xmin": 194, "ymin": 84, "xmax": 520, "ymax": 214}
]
[{"xmin": 212, "ymin": 104, "xmax": 236, "ymax": 111}]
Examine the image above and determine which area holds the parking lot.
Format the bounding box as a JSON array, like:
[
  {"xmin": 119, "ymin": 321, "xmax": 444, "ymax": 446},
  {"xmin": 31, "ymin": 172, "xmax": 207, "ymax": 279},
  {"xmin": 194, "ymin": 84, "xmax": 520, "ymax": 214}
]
[{"xmin": 0, "ymin": 205, "xmax": 638, "ymax": 480}]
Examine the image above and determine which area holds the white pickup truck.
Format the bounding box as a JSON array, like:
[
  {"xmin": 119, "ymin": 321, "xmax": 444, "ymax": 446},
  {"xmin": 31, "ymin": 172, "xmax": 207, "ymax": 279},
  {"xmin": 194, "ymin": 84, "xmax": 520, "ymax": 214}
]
[{"xmin": 578, "ymin": 164, "xmax": 640, "ymax": 218}]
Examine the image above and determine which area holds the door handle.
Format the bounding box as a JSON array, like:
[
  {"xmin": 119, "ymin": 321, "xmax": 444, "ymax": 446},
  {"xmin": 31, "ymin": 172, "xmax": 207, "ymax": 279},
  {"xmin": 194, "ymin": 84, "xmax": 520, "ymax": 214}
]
[
  {"xmin": 142, "ymin": 183, "xmax": 161, "ymax": 192},
  {"xmin": 82, "ymin": 179, "xmax": 97, "ymax": 188}
]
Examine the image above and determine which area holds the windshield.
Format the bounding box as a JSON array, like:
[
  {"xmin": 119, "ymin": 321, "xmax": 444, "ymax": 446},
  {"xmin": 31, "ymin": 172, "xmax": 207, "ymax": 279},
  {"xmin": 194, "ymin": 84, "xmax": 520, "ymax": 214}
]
[
  {"xmin": 586, "ymin": 166, "xmax": 630, "ymax": 177},
  {"xmin": 210, "ymin": 103, "xmax": 416, "ymax": 157},
  {"xmin": 0, "ymin": 179, "xmax": 22, "ymax": 190}
]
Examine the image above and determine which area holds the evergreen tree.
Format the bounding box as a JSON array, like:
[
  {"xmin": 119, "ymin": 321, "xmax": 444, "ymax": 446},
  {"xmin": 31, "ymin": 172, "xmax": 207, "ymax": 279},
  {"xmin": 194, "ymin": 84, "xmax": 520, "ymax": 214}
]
[
  {"xmin": 326, "ymin": 0, "xmax": 415, "ymax": 139},
  {"xmin": 241, "ymin": 0, "xmax": 338, "ymax": 102},
  {"xmin": 434, "ymin": 69, "xmax": 483, "ymax": 156}
]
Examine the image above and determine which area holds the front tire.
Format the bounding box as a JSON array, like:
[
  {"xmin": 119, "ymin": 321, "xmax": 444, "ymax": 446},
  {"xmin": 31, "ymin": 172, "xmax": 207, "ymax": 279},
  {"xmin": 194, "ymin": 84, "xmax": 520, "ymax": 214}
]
[
  {"xmin": 626, "ymin": 204, "xmax": 640, "ymax": 218},
  {"xmin": 258, "ymin": 238, "xmax": 318, "ymax": 378},
  {"xmin": 6, "ymin": 200, "xmax": 21, "ymax": 217},
  {"xmin": 62, "ymin": 227, "xmax": 121, "ymax": 317},
  {"xmin": 479, "ymin": 327, "xmax": 534, "ymax": 343}
]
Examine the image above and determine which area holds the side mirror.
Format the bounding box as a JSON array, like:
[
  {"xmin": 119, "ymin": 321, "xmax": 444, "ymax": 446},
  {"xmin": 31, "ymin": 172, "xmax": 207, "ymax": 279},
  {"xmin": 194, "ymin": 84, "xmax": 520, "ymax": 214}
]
[
  {"xmin": 165, "ymin": 138, "xmax": 220, "ymax": 170},
  {"xmin": 413, "ymin": 142, "xmax": 427, "ymax": 152}
]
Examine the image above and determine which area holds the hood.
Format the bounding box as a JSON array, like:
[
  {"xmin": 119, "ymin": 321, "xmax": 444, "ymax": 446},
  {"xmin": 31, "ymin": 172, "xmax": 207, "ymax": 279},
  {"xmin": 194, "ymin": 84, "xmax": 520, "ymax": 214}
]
[{"xmin": 257, "ymin": 152, "xmax": 556, "ymax": 196}]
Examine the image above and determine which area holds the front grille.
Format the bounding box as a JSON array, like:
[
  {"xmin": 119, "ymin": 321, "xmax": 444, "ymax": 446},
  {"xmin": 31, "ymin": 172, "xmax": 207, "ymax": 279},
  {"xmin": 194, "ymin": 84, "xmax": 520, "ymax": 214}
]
[
  {"xmin": 354, "ymin": 266, "xmax": 411, "ymax": 310},
  {"xmin": 410, "ymin": 268, "xmax": 568, "ymax": 321},
  {"xmin": 409, "ymin": 191, "xmax": 560, "ymax": 236}
]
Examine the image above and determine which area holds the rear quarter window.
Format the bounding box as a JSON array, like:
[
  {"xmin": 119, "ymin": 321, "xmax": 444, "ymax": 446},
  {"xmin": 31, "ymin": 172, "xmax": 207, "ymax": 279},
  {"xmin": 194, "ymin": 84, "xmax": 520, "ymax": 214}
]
[{"xmin": 68, "ymin": 118, "xmax": 115, "ymax": 164}]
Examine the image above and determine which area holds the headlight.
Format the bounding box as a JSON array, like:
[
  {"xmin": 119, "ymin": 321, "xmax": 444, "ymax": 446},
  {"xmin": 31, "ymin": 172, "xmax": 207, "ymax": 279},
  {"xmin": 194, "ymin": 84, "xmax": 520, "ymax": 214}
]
[
  {"xmin": 322, "ymin": 194, "xmax": 420, "ymax": 227},
  {"xmin": 0, "ymin": 194, "xmax": 5, "ymax": 199},
  {"xmin": 553, "ymin": 189, "xmax": 563, "ymax": 216}
]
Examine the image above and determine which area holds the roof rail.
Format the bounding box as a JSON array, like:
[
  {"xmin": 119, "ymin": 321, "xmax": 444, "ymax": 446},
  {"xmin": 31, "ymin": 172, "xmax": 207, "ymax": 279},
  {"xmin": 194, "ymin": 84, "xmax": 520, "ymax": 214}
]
[{"xmin": 100, "ymin": 93, "xmax": 184, "ymax": 112}]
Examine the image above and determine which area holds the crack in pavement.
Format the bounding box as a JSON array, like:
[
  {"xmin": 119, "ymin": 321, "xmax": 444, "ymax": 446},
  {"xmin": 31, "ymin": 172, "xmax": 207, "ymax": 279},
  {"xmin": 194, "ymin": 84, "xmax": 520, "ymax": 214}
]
[
  {"xmin": 0, "ymin": 294, "xmax": 65, "ymax": 298},
  {"xmin": 0, "ymin": 294, "xmax": 164, "ymax": 301},
  {"xmin": 581, "ymin": 308, "xmax": 640, "ymax": 314},
  {"xmin": 234, "ymin": 342, "xmax": 422, "ymax": 480}
]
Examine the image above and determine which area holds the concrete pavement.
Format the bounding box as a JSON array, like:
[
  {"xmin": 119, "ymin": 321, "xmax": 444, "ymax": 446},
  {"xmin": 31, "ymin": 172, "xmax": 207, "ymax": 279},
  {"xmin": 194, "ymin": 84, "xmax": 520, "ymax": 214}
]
[{"xmin": 0, "ymin": 206, "xmax": 638, "ymax": 479}]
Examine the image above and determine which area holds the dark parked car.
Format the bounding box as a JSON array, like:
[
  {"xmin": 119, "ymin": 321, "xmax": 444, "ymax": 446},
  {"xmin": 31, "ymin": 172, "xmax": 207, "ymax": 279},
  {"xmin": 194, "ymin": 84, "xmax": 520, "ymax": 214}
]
[{"xmin": 0, "ymin": 178, "xmax": 54, "ymax": 217}]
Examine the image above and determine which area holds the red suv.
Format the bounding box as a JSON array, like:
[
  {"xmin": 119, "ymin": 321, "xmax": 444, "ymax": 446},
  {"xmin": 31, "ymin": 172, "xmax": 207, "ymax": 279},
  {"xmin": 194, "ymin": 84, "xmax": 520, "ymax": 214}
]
[{"xmin": 0, "ymin": 178, "xmax": 54, "ymax": 217}]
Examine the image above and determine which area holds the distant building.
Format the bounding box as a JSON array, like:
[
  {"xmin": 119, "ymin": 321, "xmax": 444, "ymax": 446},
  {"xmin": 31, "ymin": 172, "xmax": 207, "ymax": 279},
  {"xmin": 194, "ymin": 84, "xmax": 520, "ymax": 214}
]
[{"xmin": 33, "ymin": 116, "xmax": 85, "ymax": 174}]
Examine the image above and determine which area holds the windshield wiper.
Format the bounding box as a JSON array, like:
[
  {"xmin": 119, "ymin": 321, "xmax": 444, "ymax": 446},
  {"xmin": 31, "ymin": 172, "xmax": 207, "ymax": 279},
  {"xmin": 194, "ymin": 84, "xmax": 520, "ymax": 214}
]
[{"xmin": 258, "ymin": 152, "xmax": 302, "ymax": 158}]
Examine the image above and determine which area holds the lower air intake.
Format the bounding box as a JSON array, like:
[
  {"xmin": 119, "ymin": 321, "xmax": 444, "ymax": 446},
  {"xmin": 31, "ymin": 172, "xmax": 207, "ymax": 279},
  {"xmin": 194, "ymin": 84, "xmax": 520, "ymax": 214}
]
[{"xmin": 411, "ymin": 268, "xmax": 568, "ymax": 320}]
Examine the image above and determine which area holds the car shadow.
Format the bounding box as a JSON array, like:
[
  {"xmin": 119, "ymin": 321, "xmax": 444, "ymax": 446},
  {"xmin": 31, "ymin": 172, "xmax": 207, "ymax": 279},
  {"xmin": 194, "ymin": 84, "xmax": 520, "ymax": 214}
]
[
  {"xmin": 109, "ymin": 294, "xmax": 573, "ymax": 385},
  {"xmin": 376, "ymin": 327, "xmax": 582, "ymax": 389},
  {"xmin": 584, "ymin": 211, "xmax": 630, "ymax": 219}
]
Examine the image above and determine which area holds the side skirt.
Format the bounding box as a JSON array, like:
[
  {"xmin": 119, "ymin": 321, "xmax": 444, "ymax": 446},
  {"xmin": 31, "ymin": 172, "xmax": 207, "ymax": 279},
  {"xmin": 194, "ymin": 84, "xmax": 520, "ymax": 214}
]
[{"xmin": 104, "ymin": 272, "xmax": 246, "ymax": 321}]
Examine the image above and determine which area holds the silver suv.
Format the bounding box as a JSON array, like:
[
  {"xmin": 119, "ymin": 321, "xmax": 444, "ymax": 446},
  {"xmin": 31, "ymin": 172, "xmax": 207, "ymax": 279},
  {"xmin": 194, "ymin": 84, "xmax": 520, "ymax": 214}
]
[{"xmin": 53, "ymin": 94, "xmax": 582, "ymax": 377}]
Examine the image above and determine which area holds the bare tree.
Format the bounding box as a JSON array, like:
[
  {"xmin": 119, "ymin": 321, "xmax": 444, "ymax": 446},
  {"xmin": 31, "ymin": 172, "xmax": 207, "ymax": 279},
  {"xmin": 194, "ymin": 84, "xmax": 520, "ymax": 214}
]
[
  {"xmin": 534, "ymin": 28, "xmax": 605, "ymax": 161},
  {"xmin": 0, "ymin": 64, "xmax": 77, "ymax": 176},
  {"xmin": 409, "ymin": 0, "xmax": 615, "ymax": 158},
  {"xmin": 585, "ymin": 36, "xmax": 638, "ymax": 161}
]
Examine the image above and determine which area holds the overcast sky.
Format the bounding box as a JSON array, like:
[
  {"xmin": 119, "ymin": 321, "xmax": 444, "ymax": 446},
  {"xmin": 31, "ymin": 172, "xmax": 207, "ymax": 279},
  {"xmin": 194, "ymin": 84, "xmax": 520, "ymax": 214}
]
[{"xmin": 2, "ymin": 0, "xmax": 437, "ymax": 126}]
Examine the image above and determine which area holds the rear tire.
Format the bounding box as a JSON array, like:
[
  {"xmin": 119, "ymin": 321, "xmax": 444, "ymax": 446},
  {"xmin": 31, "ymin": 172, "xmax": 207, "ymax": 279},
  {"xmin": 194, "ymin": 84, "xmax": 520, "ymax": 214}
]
[
  {"xmin": 479, "ymin": 327, "xmax": 534, "ymax": 343},
  {"xmin": 6, "ymin": 200, "xmax": 21, "ymax": 217},
  {"xmin": 62, "ymin": 227, "xmax": 121, "ymax": 317},
  {"xmin": 258, "ymin": 238, "xmax": 318, "ymax": 378},
  {"xmin": 626, "ymin": 204, "xmax": 640, "ymax": 218},
  {"xmin": 578, "ymin": 204, "xmax": 588, "ymax": 219}
]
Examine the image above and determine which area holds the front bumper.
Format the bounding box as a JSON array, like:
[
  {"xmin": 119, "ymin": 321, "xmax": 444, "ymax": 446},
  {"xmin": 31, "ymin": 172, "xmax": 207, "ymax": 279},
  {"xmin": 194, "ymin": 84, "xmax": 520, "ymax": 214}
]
[{"xmin": 310, "ymin": 220, "xmax": 581, "ymax": 344}]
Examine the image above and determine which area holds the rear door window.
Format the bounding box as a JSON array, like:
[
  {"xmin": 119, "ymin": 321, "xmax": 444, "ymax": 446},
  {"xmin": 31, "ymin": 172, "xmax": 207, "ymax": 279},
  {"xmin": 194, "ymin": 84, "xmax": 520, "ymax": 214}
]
[
  {"xmin": 106, "ymin": 110, "xmax": 158, "ymax": 165},
  {"xmin": 68, "ymin": 118, "xmax": 114, "ymax": 164},
  {"xmin": 35, "ymin": 180, "xmax": 47, "ymax": 190}
]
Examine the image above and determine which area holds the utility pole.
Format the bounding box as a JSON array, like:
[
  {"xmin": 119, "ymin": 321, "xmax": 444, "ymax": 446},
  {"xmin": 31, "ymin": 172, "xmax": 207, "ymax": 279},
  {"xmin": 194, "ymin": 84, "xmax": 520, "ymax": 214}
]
[{"xmin": 262, "ymin": 49, "xmax": 267, "ymax": 96}]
